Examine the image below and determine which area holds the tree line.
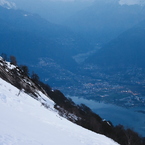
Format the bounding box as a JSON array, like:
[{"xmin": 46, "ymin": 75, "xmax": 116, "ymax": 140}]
[{"xmin": 1, "ymin": 53, "xmax": 40, "ymax": 83}]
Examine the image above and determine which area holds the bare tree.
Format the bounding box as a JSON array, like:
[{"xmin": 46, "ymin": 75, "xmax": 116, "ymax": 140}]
[
  {"xmin": 20, "ymin": 65, "xmax": 29, "ymax": 76},
  {"xmin": 10, "ymin": 55, "xmax": 17, "ymax": 65},
  {"xmin": 31, "ymin": 72, "xmax": 39, "ymax": 83}
]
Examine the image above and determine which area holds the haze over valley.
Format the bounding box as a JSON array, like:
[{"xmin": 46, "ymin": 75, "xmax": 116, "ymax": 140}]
[{"xmin": 1, "ymin": 0, "xmax": 145, "ymax": 140}]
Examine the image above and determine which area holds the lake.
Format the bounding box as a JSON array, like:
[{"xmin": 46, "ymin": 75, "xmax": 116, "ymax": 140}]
[{"xmin": 69, "ymin": 96, "xmax": 145, "ymax": 137}]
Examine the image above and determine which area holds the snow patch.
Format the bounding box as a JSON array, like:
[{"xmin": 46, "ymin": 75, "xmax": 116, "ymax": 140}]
[{"xmin": 6, "ymin": 62, "xmax": 16, "ymax": 70}]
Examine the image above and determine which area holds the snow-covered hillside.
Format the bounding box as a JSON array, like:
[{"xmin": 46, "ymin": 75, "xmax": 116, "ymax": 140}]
[{"xmin": 0, "ymin": 78, "xmax": 119, "ymax": 145}]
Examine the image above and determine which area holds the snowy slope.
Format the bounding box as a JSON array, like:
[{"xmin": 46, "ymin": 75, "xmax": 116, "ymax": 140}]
[{"xmin": 0, "ymin": 78, "xmax": 119, "ymax": 145}]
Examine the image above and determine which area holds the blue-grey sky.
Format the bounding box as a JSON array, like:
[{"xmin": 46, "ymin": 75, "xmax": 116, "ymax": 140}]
[
  {"xmin": 4, "ymin": 0, "xmax": 145, "ymax": 24},
  {"xmin": 6, "ymin": 0, "xmax": 94, "ymax": 24},
  {"xmin": 119, "ymin": 0, "xmax": 145, "ymax": 5}
]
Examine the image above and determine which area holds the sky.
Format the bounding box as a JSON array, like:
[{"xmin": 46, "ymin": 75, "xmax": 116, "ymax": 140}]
[
  {"xmin": 25, "ymin": 0, "xmax": 144, "ymax": 5},
  {"xmin": 5, "ymin": 0, "xmax": 144, "ymax": 24},
  {"xmin": 6, "ymin": 0, "xmax": 94, "ymax": 24},
  {"xmin": 4, "ymin": 0, "xmax": 145, "ymax": 6},
  {"xmin": 119, "ymin": 0, "xmax": 145, "ymax": 5}
]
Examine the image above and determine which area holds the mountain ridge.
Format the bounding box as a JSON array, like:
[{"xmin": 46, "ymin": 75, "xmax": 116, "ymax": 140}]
[
  {"xmin": 0, "ymin": 6, "xmax": 90, "ymax": 71},
  {"xmin": 63, "ymin": 1, "xmax": 145, "ymax": 44},
  {"xmin": 86, "ymin": 19, "xmax": 145, "ymax": 69}
]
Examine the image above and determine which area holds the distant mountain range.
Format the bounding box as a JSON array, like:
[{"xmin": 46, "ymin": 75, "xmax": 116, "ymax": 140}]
[
  {"xmin": 0, "ymin": 6, "xmax": 92, "ymax": 72},
  {"xmin": 86, "ymin": 19, "xmax": 145, "ymax": 69},
  {"xmin": 64, "ymin": 1, "xmax": 145, "ymax": 45},
  {"xmin": 1, "ymin": 2, "xmax": 145, "ymax": 71}
]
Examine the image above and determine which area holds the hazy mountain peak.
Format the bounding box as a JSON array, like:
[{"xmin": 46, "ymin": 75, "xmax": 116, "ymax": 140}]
[{"xmin": 0, "ymin": 0, "xmax": 16, "ymax": 9}]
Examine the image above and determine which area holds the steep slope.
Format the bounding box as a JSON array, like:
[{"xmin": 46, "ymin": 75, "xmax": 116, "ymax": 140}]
[
  {"xmin": 1, "ymin": 56, "xmax": 145, "ymax": 145},
  {"xmin": 0, "ymin": 78, "xmax": 119, "ymax": 145},
  {"xmin": 86, "ymin": 19, "xmax": 145, "ymax": 68}
]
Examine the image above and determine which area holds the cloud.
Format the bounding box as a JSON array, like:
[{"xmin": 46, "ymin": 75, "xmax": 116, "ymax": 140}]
[
  {"xmin": 119, "ymin": 0, "xmax": 145, "ymax": 5},
  {"xmin": 42, "ymin": 0, "xmax": 94, "ymax": 2},
  {"xmin": 0, "ymin": 0, "xmax": 16, "ymax": 9}
]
